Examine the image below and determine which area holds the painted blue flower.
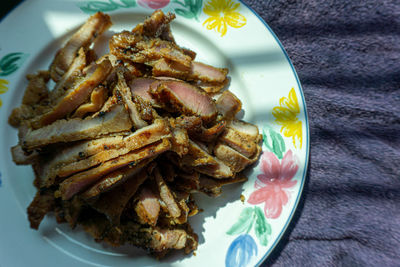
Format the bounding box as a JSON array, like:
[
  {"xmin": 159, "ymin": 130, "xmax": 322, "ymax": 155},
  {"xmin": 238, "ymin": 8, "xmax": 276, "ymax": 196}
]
[{"xmin": 225, "ymin": 234, "xmax": 257, "ymax": 267}]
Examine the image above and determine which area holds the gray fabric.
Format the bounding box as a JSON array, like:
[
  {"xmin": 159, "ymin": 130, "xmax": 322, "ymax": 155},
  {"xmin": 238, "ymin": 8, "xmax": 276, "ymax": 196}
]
[{"xmin": 241, "ymin": 0, "xmax": 400, "ymax": 266}]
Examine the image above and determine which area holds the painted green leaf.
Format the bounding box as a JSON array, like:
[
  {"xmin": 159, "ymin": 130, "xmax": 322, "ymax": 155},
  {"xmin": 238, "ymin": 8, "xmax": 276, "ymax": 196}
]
[
  {"xmin": 0, "ymin": 52, "xmax": 29, "ymax": 77},
  {"xmin": 120, "ymin": 0, "xmax": 137, "ymax": 7},
  {"xmin": 226, "ymin": 207, "xmax": 255, "ymax": 235},
  {"xmin": 78, "ymin": 0, "xmax": 136, "ymax": 14},
  {"xmin": 263, "ymin": 128, "xmax": 286, "ymax": 159},
  {"xmin": 254, "ymin": 206, "xmax": 271, "ymax": 246},
  {"xmin": 173, "ymin": 0, "xmax": 202, "ymax": 20}
]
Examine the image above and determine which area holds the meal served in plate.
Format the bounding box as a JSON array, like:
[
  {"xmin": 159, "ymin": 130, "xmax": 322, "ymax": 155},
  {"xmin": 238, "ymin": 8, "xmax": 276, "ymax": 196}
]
[{"xmin": 8, "ymin": 10, "xmax": 262, "ymax": 257}]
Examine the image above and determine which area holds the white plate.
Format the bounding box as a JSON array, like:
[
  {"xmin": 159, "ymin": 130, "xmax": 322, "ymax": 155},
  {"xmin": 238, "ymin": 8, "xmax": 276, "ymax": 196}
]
[{"xmin": 0, "ymin": 1, "xmax": 309, "ymax": 266}]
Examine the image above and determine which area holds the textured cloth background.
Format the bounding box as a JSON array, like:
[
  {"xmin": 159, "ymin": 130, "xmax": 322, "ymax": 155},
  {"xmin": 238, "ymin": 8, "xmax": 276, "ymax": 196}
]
[{"xmin": 241, "ymin": 0, "xmax": 400, "ymax": 266}]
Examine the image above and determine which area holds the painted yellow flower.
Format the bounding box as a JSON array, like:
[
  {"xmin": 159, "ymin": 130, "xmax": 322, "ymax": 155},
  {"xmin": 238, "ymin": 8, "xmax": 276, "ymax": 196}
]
[
  {"xmin": 272, "ymin": 88, "xmax": 303, "ymax": 149},
  {"xmin": 0, "ymin": 79, "xmax": 9, "ymax": 107},
  {"xmin": 203, "ymin": 0, "xmax": 246, "ymax": 37}
]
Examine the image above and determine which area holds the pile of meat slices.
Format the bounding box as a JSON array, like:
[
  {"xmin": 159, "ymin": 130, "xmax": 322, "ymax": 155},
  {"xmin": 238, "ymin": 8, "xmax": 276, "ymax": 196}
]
[{"xmin": 9, "ymin": 10, "xmax": 262, "ymax": 257}]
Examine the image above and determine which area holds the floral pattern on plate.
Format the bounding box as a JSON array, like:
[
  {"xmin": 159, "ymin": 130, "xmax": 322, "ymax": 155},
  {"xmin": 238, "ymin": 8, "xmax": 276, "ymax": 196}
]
[
  {"xmin": 0, "ymin": 52, "xmax": 28, "ymax": 108},
  {"xmin": 203, "ymin": 0, "xmax": 246, "ymax": 37},
  {"xmin": 225, "ymin": 88, "xmax": 303, "ymax": 267}
]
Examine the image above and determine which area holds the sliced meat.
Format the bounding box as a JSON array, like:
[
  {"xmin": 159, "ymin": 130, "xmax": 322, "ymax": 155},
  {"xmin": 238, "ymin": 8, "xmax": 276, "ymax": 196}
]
[
  {"xmin": 8, "ymin": 71, "xmax": 50, "ymax": 127},
  {"xmin": 173, "ymin": 170, "xmax": 200, "ymax": 192},
  {"xmin": 55, "ymin": 119, "xmax": 171, "ymax": 178},
  {"xmin": 27, "ymin": 188, "xmax": 55, "ymax": 229},
  {"xmin": 196, "ymin": 79, "xmax": 228, "ymax": 94},
  {"xmin": 129, "ymin": 77, "xmax": 158, "ymax": 105},
  {"xmin": 213, "ymin": 143, "xmax": 253, "ymax": 173},
  {"xmin": 219, "ymin": 120, "xmax": 262, "ymax": 158},
  {"xmin": 190, "ymin": 62, "xmax": 228, "ymax": 84},
  {"xmin": 72, "ymin": 84, "xmax": 108, "ymax": 118},
  {"xmin": 116, "ymin": 71, "xmax": 148, "ymax": 129},
  {"xmin": 174, "ymin": 116, "xmax": 226, "ymax": 142},
  {"xmin": 35, "ymin": 59, "xmax": 113, "ymax": 128},
  {"xmin": 50, "ymin": 12, "xmax": 112, "ymax": 81},
  {"xmin": 152, "ymin": 58, "xmax": 190, "ymax": 80},
  {"xmin": 198, "ymin": 174, "xmax": 248, "ymax": 197},
  {"xmin": 134, "ymin": 185, "xmax": 160, "ymax": 226},
  {"xmin": 62, "ymin": 196, "xmax": 84, "ymax": 228},
  {"xmin": 109, "ymin": 31, "xmax": 192, "ymax": 68},
  {"xmin": 94, "ymin": 94, "xmax": 118, "ymax": 116},
  {"xmin": 80, "ymin": 212, "xmax": 197, "ymax": 254},
  {"xmin": 81, "ymin": 158, "xmax": 153, "ymax": 199},
  {"xmin": 215, "ymin": 90, "xmax": 242, "ymax": 120},
  {"xmin": 11, "ymin": 145, "xmax": 39, "ymax": 165},
  {"xmin": 181, "ymin": 140, "xmax": 233, "ymax": 179},
  {"xmin": 158, "ymin": 160, "xmax": 176, "ymax": 182},
  {"xmin": 58, "ymin": 139, "xmax": 171, "ymax": 200},
  {"xmin": 22, "ymin": 104, "xmax": 132, "ymax": 150},
  {"xmin": 182, "ymin": 48, "xmax": 196, "ymax": 60},
  {"xmin": 133, "ymin": 10, "xmax": 176, "ymax": 39},
  {"xmin": 149, "ymin": 228, "xmax": 187, "ymax": 251},
  {"xmin": 152, "ymin": 60, "xmax": 228, "ymax": 84},
  {"xmin": 89, "ymin": 165, "xmax": 151, "ymax": 225},
  {"xmin": 170, "ymin": 127, "xmax": 189, "ymax": 156},
  {"xmin": 49, "ymin": 48, "xmax": 88, "ymax": 104},
  {"xmin": 153, "ymin": 167, "xmax": 181, "ymax": 219},
  {"xmin": 150, "ymin": 80, "xmax": 217, "ymax": 123},
  {"xmin": 38, "ymin": 119, "xmax": 169, "ymax": 187},
  {"xmin": 22, "ymin": 71, "xmax": 50, "ymax": 106}
]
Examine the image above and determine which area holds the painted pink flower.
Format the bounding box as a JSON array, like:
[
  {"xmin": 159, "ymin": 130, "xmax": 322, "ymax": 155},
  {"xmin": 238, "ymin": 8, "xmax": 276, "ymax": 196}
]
[
  {"xmin": 137, "ymin": 0, "xmax": 170, "ymax": 9},
  {"xmin": 248, "ymin": 150, "xmax": 298, "ymax": 219}
]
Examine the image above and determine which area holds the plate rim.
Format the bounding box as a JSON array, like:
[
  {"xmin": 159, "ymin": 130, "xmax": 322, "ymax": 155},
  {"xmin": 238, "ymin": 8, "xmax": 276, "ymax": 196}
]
[{"xmin": 237, "ymin": 1, "xmax": 310, "ymax": 265}]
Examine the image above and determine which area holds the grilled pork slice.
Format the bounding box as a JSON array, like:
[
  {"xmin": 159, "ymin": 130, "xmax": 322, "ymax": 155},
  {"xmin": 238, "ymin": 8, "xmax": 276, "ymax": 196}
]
[
  {"xmin": 129, "ymin": 77, "xmax": 158, "ymax": 105},
  {"xmin": 134, "ymin": 185, "xmax": 161, "ymax": 226},
  {"xmin": 219, "ymin": 120, "xmax": 262, "ymax": 158},
  {"xmin": 172, "ymin": 190, "xmax": 190, "ymax": 224},
  {"xmin": 173, "ymin": 170, "xmax": 200, "ymax": 193},
  {"xmin": 152, "ymin": 58, "xmax": 190, "ymax": 79},
  {"xmin": 38, "ymin": 119, "xmax": 169, "ymax": 187},
  {"xmin": 150, "ymin": 80, "xmax": 217, "ymax": 123},
  {"xmin": 191, "ymin": 62, "xmax": 228, "ymax": 83},
  {"xmin": 27, "ymin": 188, "xmax": 55, "ymax": 229},
  {"xmin": 72, "ymin": 84, "xmax": 108, "ymax": 118},
  {"xmin": 132, "ymin": 9, "xmax": 176, "ymax": 40},
  {"xmin": 152, "ymin": 59, "xmax": 228, "ymax": 83},
  {"xmin": 49, "ymin": 48, "xmax": 88, "ymax": 104},
  {"xmin": 109, "ymin": 31, "xmax": 192, "ymax": 68},
  {"xmin": 50, "ymin": 12, "xmax": 112, "ymax": 81},
  {"xmin": 22, "ymin": 104, "xmax": 132, "ymax": 150},
  {"xmin": 215, "ymin": 90, "xmax": 242, "ymax": 120},
  {"xmin": 11, "ymin": 145, "xmax": 39, "ymax": 165},
  {"xmin": 181, "ymin": 140, "xmax": 233, "ymax": 179},
  {"xmin": 174, "ymin": 116, "xmax": 226, "ymax": 142},
  {"xmin": 116, "ymin": 71, "xmax": 148, "ymax": 129},
  {"xmin": 196, "ymin": 79, "xmax": 229, "ymax": 94},
  {"xmin": 214, "ymin": 143, "xmax": 254, "ymax": 173},
  {"xmin": 55, "ymin": 119, "xmax": 171, "ymax": 178},
  {"xmin": 8, "ymin": 71, "xmax": 50, "ymax": 127},
  {"xmin": 170, "ymin": 127, "xmax": 189, "ymax": 156},
  {"xmin": 198, "ymin": 174, "xmax": 248, "ymax": 197},
  {"xmin": 35, "ymin": 59, "xmax": 113, "ymax": 128},
  {"xmin": 81, "ymin": 158, "xmax": 153, "ymax": 200},
  {"xmin": 80, "ymin": 213, "xmax": 198, "ymax": 254},
  {"xmin": 88, "ymin": 162, "xmax": 153, "ymax": 225},
  {"xmin": 59, "ymin": 139, "xmax": 171, "ymax": 200},
  {"xmin": 153, "ymin": 167, "xmax": 182, "ymax": 220}
]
